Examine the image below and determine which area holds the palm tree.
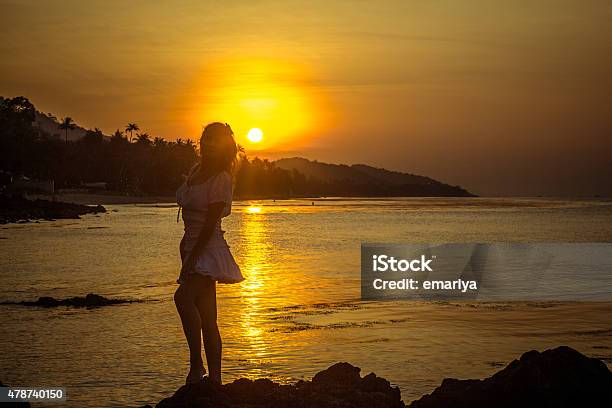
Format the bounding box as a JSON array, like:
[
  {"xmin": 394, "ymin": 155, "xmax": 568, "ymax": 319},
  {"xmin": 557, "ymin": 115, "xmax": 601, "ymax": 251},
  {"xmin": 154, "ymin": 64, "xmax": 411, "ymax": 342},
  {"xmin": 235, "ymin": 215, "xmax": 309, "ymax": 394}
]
[
  {"xmin": 111, "ymin": 129, "xmax": 127, "ymax": 145},
  {"xmin": 153, "ymin": 137, "xmax": 167, "ymax": 148},
  {"xmin": 125, "ymin": 123, "xmax": 139, "ymax": 142},
  {"xmin": 135, "ymin": 132, "xmax": 151, "ymax": 145},
  {"xmin": 59, "ymin": 117, "xmax": 76, "ymax": 143}
]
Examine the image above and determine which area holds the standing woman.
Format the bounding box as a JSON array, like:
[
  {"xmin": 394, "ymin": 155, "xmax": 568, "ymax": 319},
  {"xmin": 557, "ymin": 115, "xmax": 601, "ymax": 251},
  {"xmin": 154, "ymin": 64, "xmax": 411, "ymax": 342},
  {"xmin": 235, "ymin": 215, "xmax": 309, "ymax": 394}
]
[{"xmin": 174, "ymin": 122, "xmax": 244, "ymax": 385}]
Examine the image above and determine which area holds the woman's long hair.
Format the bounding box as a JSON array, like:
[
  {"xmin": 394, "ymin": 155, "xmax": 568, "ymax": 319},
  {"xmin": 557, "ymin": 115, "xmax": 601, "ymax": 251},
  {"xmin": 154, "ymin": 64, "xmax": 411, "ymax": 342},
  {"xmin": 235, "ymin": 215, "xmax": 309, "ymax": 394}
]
[{"xmin": 199, "ymin": 122, "xmax": 240, "ymax": 174}]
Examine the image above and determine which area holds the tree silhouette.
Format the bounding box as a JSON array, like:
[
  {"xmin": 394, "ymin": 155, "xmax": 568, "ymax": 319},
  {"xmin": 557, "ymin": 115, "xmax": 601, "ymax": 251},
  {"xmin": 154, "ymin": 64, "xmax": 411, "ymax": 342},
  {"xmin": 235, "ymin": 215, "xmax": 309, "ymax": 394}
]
[
  {"xmin": 136, "ymin": 132, "xmax": 151, "ymax": 145},
  {"xmin": 153, "ymin": 137, "xmax": 167, "ymax": 148},
  {"xmin": 59, "ymin": 117, "xmax": 76, "ymax": 143},
  {"xmin": 82, "ymin": 128, "xmax": 104, "ymax": 144},
  {"xmin": 125, "ymin": 123, "xmax": 139, "ymax": 142},
  {"xmin": 111, "ymin": 129, "xmax": 125, "ymax": 142},
  {"xmin": 1, "ymin": 96, "xmax": 474, "ymax": 198}
]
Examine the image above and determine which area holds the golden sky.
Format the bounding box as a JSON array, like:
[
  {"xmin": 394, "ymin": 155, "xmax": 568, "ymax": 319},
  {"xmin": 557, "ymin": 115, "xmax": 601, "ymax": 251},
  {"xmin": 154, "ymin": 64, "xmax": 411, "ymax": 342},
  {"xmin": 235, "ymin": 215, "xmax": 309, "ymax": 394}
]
[{"xmin": 1, "ymin": 0, "xmax": 611, "ymax": 196}]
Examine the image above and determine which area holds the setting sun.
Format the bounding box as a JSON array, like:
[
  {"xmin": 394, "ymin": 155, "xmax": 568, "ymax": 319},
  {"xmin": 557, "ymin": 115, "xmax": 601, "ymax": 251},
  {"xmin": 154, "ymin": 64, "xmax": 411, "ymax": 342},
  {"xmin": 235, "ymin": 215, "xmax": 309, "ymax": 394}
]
[
  {"xmin": 189, "ymin": 58, "xmax": 329, "ymax": 152},
  {"xmin": 247, "ymin": 128, "xmax": 263, "ymax": 143}
]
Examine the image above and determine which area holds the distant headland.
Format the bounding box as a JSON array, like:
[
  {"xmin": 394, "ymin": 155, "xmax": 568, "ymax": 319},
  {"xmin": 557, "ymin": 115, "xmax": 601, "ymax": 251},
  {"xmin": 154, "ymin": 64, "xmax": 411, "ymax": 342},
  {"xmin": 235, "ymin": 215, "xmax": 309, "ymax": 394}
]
[{"xmin": 0, "ymin": 96, "xmax": 475, "ymax": 200}]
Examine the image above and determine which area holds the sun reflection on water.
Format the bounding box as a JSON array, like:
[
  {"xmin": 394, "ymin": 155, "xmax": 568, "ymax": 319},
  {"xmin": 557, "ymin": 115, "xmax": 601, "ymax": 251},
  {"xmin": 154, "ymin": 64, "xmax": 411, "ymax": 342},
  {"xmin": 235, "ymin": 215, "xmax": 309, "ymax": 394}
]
[{"xmin": 234, "ymin": 205, "xmax": 273, "ymax": 368}]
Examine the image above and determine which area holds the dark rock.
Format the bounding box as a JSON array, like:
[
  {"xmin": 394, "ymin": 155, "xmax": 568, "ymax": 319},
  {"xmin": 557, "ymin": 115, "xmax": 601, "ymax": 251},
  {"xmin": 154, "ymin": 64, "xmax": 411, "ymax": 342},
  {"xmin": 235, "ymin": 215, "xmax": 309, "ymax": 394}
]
[
  {"xmin": 224, "ymin": 378, "xmax": 280, "ymax": 402},
  {"xmin": 312, "ymin": 362, "xmax": 362, "ymax": 387},
  {"xmin": 82, "ymin": 293, "xmax": 121, "ymax": 307},
  {"xmin": 0, "ymin": 196, "xmax": 105, "ymax": 224},
  {"xmin": 156, "ymin": 378, "xmax": 230, "ymax": 408},
  {"xmin": 33, "ymin": 296, "xmax": 61, "ymax": 307},
  {"xmin": 360, "ymin": 372, "xmax": 395, "ymax": 395},
  {"xmin": 4, "ymin": 293, "xmax": 135, "ymax": 308},
  {"xmin": 155, "ymin": 363, "xmax": 404, "ymax": 408},
  {"xmin": 146, "ymin": 347, "xmax": 611, "ymax": 408},
  {"xmin": 409, "ymin": 346, "xmax": 612, "ymax": 408}
]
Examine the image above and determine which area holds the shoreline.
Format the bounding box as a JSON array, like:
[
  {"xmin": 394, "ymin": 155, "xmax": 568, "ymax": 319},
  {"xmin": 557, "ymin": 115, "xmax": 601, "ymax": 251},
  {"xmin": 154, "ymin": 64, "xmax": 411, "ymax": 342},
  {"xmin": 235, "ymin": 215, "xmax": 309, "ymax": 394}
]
[
  {"xmin": 0, "ymin": 195, "xmax": 106, "ymax": 224},
  {"xmin": 30, "ymin": 192, "xmax": 324, "ymax": 206},
  {"xmin": 31, "ymin": 192, "xmax": 612, "ymax": 207},
  {"xmin": 3, "ymin": 193, "xmax": 609, "ymax": 225}
]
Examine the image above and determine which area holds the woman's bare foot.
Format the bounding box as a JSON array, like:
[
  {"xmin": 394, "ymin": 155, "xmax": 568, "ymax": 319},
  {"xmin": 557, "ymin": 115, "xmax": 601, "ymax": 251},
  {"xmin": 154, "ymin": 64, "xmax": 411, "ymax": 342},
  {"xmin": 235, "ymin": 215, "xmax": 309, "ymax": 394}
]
[
  {"xmin": 186, "ymin": 364, "xmax": 206, "ymax": 384},
  {"xmin": 209, "ymin": 373, "xmax": 222, "ymax": 385}
]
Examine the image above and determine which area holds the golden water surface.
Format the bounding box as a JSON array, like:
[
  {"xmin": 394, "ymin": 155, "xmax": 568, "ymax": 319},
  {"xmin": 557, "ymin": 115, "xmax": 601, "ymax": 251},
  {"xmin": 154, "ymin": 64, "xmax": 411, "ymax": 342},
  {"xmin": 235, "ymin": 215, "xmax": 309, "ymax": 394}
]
[{"xmin": 1, "ymin": 198, "xmax": 611, "ymax": 407}]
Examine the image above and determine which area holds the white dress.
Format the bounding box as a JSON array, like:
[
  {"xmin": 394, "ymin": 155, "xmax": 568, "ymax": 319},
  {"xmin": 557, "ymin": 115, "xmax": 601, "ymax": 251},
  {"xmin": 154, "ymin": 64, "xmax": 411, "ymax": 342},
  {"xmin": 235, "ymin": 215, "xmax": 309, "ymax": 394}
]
[{"xmin": 175, "ymin": 167, "xmax": 244, "ymax": 284}]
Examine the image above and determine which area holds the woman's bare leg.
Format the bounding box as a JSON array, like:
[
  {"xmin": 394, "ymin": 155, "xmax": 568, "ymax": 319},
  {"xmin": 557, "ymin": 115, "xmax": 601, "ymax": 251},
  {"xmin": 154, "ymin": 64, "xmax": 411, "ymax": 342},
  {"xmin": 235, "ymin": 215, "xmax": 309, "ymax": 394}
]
[
  {"xmin": 193, "ymin": 276, "xmax": 222, "ymax": 383},
  {"xmin": 174, "ymin": 276, "xmax": 205, "ymax": 384}
]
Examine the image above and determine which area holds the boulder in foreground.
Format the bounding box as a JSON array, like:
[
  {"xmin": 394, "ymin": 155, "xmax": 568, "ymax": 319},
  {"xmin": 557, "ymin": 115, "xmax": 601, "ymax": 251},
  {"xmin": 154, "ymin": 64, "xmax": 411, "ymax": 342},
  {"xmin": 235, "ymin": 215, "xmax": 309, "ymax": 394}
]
[
  {"xmin": 145, "ymin": 346, "xmax": 612, "ymax": 408},
  {"xmin": 409, "ymin": 345, "xmax": 612, "ymax": 408},
  {"xmin": 155, "ymin": 362, "xmax": 403, "ymax": 408}
]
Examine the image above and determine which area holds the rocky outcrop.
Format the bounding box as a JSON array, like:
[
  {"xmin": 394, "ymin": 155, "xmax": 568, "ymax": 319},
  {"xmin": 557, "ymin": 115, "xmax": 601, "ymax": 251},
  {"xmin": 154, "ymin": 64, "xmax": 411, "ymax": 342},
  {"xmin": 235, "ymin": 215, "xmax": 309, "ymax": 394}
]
[
  {"xmin": 3, "ymin": 293, "xmax": 135, "ymax": 308},
  {"xmin": 141, "ymin": 347, "xmax": 612, "ymax": 408},
  {"xmin": 409, "ymin": 346, "xmax": 612, "ymax": 408},
  {"xmin": 152, "ymin": 362, "xmax": 403, "ymax": 408},
  {"xmin": 0, "ymin": 196, "xmax": 105, "ymax": 224}
]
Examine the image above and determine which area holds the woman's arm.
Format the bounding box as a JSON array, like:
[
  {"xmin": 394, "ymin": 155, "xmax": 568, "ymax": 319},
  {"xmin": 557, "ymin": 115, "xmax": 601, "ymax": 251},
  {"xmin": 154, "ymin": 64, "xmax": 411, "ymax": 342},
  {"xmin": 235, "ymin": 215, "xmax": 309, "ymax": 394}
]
[{"xmin": 181, "ymin": 201, "xmax": 226, "ymax": 276}]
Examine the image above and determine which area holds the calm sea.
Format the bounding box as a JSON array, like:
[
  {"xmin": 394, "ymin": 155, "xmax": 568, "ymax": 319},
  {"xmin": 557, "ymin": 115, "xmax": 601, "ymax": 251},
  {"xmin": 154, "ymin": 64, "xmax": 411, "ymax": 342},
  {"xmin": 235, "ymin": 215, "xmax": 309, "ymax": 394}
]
[{"xmin": 1, "ymin": 198, "xmax": 612, "ymax": 407}]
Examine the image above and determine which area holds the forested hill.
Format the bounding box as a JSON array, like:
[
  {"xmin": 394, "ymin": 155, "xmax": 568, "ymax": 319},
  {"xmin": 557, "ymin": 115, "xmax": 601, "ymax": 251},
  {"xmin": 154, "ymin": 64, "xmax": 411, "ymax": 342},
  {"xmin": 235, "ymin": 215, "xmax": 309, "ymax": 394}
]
[
  {"xmin": 274, "ymin": 157, "xmax": 474, "ymax": 197},
  {"xmin": 1, "ymin": 96, "xmax": 474, "ymax": 198},
  {"xmin": 33, "ymin": 110, "xmax": 103, "ymax": 142}
]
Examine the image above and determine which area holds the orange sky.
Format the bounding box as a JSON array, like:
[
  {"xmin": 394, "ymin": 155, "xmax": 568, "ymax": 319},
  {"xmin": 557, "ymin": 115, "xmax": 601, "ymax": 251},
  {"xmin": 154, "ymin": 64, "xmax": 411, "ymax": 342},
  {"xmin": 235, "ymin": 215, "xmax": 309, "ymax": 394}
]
[{"xmin": 1, "ymin": 0, "xmax": 611, "ymax": 196}]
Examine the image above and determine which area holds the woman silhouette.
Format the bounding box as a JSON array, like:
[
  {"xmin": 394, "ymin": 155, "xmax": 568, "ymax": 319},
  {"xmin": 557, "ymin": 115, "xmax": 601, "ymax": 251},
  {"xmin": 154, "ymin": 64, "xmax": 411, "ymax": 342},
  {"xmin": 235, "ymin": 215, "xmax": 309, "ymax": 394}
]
[{"xmin": 174, "ymin": 122, "xmax": 244, "ymax": 384}]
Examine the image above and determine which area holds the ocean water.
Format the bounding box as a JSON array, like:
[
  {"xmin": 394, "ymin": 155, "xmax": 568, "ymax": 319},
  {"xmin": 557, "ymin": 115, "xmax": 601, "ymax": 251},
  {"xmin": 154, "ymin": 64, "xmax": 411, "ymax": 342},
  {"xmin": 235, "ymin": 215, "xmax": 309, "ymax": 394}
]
[{"xmin": 1, "ymin": 198, "xmax": 612, "ymax": 407}]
